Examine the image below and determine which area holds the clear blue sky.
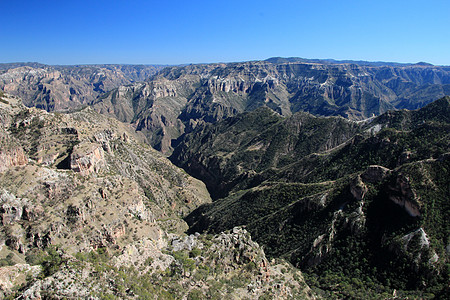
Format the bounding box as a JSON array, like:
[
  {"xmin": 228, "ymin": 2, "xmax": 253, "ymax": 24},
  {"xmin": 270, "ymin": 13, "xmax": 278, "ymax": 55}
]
[{"xmin": 1, "ymin": 0, "xmax": 449, "ymax": 65}]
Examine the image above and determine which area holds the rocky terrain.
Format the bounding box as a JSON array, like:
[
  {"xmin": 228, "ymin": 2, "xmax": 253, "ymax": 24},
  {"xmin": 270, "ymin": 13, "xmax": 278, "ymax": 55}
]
[
  {"xmin": 3, "ymin": 60, "xmax": 449, "ymax": 154},
  {"xmin": 17, "ymin": 227, "xmax": 316, "ymax": 299},
  {"xmin": 88, "ymin": 59, "xmax": 450, "ymax": 153},
  {"xmin": 0, "ymin": 57, "xmax": 449, "ymax": 298},
  {"xmin": 173, "ymin": 97, "xmax": 450, "ymax": 298},
  {"xmin": 0, "ymin": 63, "xmax": 165, "ymax": 112},
  {"xmin": 0, "ymin": 91, "xmax": 315, "ymax": 299}
]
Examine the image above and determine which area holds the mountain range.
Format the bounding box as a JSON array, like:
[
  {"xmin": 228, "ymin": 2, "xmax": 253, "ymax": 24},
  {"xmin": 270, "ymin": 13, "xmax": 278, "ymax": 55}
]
[
  {"xmin": 92, "ymin": 59, "xmax": 450, "ymax": 153},
  {"xmin": 2, "ymin": 58, "xmax": 450, "ymax": 154},
  {"xmin": 175, "ymin": 97, "xmax": 449, "ymax": 298},
  {"xmin": 0, "ymin": 63, "xmax": 165, "ymax": 111},
  {"xmin": 0, "ymin": 58, "xmax": 449, "ymax": 298}
]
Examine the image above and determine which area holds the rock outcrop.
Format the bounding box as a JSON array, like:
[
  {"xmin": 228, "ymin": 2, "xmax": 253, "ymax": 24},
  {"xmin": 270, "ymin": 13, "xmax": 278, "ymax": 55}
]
[
  {"xmin": 17, "ymin": 227, "xmax": 316, "ymax": 299},
  {"xmin": 361, "ymin": 165, "xmax": 391, "ymax": 183},
  {"xmin": 70, "ymin": 143, "xmax": 106, "ymax": 176},
  {"xmin": 88, "ymin": 60, "xmax": 450, "ymax": 153},
  {"xmin": 0, "ymin": 264, "xmax": 41, "ymax": 293},
  {"xmin": 0, "ymin": 93, "xmax": 211, "ymax": 260},
  {"xmin": 0, "ymin": 64, "xmax": 164, "ymax": 112},
  {"xmin": 0, "ymin": 140, "xmax": 27, "ymax": 172},
  {"xmin": 387, "ymin": 174, "xmax": 421, "ymax": 217}
]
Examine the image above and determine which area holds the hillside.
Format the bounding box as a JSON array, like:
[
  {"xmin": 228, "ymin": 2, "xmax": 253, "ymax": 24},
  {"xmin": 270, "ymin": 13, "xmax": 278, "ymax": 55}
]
[
  {"xmin": 2, "ymin": 60, "xmax": 449, "ymax": 154},
  {"xmin": 174, "ymin": 97, "xmax": 450, "ymax": 298},
  {"xmin": 0, "ymin": 92, "xmax": 315, "ymax": 299},
  {"xmin": 170, "ymin": 107, "xmax": 361, "ymax": 199},
  {"xmin": 1, "ymin": 58, "xmax": 449, "ymax": 298},
  {"xmin": 0, "ymin": 64, "xmax": 165, "ymax": 111},
  {"xmin": 90, "ymin": 60, "xmax": 450, "ymax": 153}
]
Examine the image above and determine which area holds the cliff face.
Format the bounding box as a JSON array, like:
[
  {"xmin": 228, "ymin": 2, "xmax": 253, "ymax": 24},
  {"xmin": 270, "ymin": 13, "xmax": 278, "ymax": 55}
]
[
  {"xmin": 0, "ymin": 95, "xmax": 28, "ymax": 172},
  {"xmin": 0, "ymin": 64, "xmax": 164, "ymax": 111},
  {"xmin": 0, "ymin": 92, "xmax": 212, "ymax": 257},
  {"xmin": 3, "ymin": 61, "xmax": 449, "ymax": 154},
  {"xmin": 89, "ymin": 61, "xmax": 450, "ymax": 153},
  {"xmin": 180, "ymin": 97, "xmax": 450, "ymax": 297},
  {"xmin": 0, "ymin": 93, "xmax": 316, "ymax": 299},
  {"xmin": 0, "ymin": 135, "xmax": 27, "ymax": 172},
  {"xmin": 69, "ymin": 143, "xmax": 106, "ymax": 176}
]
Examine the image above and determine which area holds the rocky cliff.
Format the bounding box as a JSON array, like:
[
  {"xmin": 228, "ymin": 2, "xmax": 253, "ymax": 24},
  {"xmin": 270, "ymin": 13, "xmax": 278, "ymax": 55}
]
[
  {"xmin": 0, "ymin": 92, "xmax": 315, "ymax": 299},
  {"xmin": 180, "ymin": 97, "xmax": 450, "ymax": 298},
  {"xmin": 0, "ymin": 64, "xmax": 165, "ymax": 111},
  {"xmin": 90, "ymin": 60, "xmax": 450, "ymax": 153}
]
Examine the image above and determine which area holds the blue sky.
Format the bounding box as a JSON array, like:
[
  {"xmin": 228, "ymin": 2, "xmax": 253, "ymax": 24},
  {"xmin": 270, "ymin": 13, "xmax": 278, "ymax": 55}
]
[{"xmin": 1, "ymin": 0, "xmax": 449, "ymax": 65}]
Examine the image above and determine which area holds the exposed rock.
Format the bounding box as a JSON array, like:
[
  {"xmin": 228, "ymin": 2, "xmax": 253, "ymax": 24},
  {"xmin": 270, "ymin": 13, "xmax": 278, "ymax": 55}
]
[
  {"xmin": 207, "ymin": 227, "xmax": 268, "ymax": 269},
  {"xmin": 402, "ymin": 228, "xmax": 430, "ymax": 250},
  {"xmin": 350, "ymin": 175, "xmax": 368, "ymax": 201},
  {"xmin": 387, "ymin": 174, "xmax": 421, "ymax": 217},
  {"xmin": 19, "ymin": 265, "xmax": 94, "ymax": 300},
  {"xmin": 171, "ymin": 233, "xmax": 200, "ymax": 252},
  {"xmin": 36, "ymin": 152, "xmax": 59, "ymax": 166},
  {"xmin": 114, "ymin": 235, "xmax": 173, "ymax": 274},
  {"xmin": 395, "ymin": 228, "xmax": 441, "ymax": 270},
  {"xmin": 98, "ymin": 188, "xmax": 107, "ymax": 199},
  {"xmin": 0, "ymin": 147, "xmax": 27, "ymax": 172},
  {"xmin": 0, "ymin": 127, "xmax": 27, "ymax": 172},
  {"xmin": 70, "ymin": 143, "xmax": 106, "ymax": 176},
  {"xmin": 17, "ymin": 228, "xmax": 316, "ymax": 299},
  {"xmin": 0, "ymin": 64, "xmax": 164, "ymax": 112},
  {"xmin": 89, "ymin": 61, "xmax": 450, "ymax": 153},
  {"xmin": 305, "ymin": 211, "xmax": 342, "ymax": 266},
  {"xmin": 0, "ymin": 264, "xmax": 41, "ymax": 292},
  {"xmin": 361, "ymin": 165, "xmax": 390, "ymax": 183},
  {"xmin": 0, "ymin": 189, "xmax": 28, "ymax": 225}
]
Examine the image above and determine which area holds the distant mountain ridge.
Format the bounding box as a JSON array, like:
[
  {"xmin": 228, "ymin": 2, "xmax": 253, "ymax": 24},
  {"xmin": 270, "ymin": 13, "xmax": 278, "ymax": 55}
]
[
  {"xmin": 91, "ymin": 59, "xmax": 450, "ymax": 153},
  {"xmin": 1, "ymin": 58, "xmax": 450, "ymax": 154},
  {"xmin": 0, "ymin": 63, "xmax": 166, "ymax": 111},
  {"xmin": 264, "ymin": 57, "xmax": 437, "ymax": 67}
]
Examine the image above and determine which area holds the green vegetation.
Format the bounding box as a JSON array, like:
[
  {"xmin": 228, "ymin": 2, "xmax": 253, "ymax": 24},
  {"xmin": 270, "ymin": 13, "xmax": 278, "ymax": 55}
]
[
  {"xmin": 0, "ymin": 91, "xmax": 9, "ymax": 104},
  {"xmin": 6, "ymin": 231, "xmax": 304, "ymax": 299},
  {"xmin": 0, "ymin": 253, "xmax": 15, "ymax": 267},
  {"xmin": 171, "ymin": 107, "xmax": 361, "ymax": 198},
  {"xmin": 180, "ymin": 97, "xmax": 450, "ymax": 298},
  {"xmin": 23, "ymin": 246, "xmax": 67, "ymax": 278}
]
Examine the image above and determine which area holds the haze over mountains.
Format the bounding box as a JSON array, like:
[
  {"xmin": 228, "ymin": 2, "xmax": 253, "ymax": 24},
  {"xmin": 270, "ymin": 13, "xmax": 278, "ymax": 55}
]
[{"xmin": 0, "ymin": 58, "xmax": 449, "ymax": 298}]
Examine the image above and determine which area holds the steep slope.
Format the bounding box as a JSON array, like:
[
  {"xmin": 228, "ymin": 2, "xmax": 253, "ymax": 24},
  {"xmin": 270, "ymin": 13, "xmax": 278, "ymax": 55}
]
[
  {"xmin": 177, "ymin": 97, "xmax": 450, "ymax": 298},
  {"xmin": 171, "ymin": 107, "xmax": 361, "ymax": 199},
  {"xmin": 0, "ymin": 92, "xmax": 211, "ymax": 252},
  {"xmin": 16, "ymin": 227, "xmax": 316, "ymax": 299},
  {"xmin": 91, "ymin": 60, "xmax": 450, "ymax": 153},
  {"xmin": 0, "ymin": 92, "xmax": 316, "ymax": 299},
  {"xmin": 0, "ymin": 64, "xmax": 164, "ymax": 111}
]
